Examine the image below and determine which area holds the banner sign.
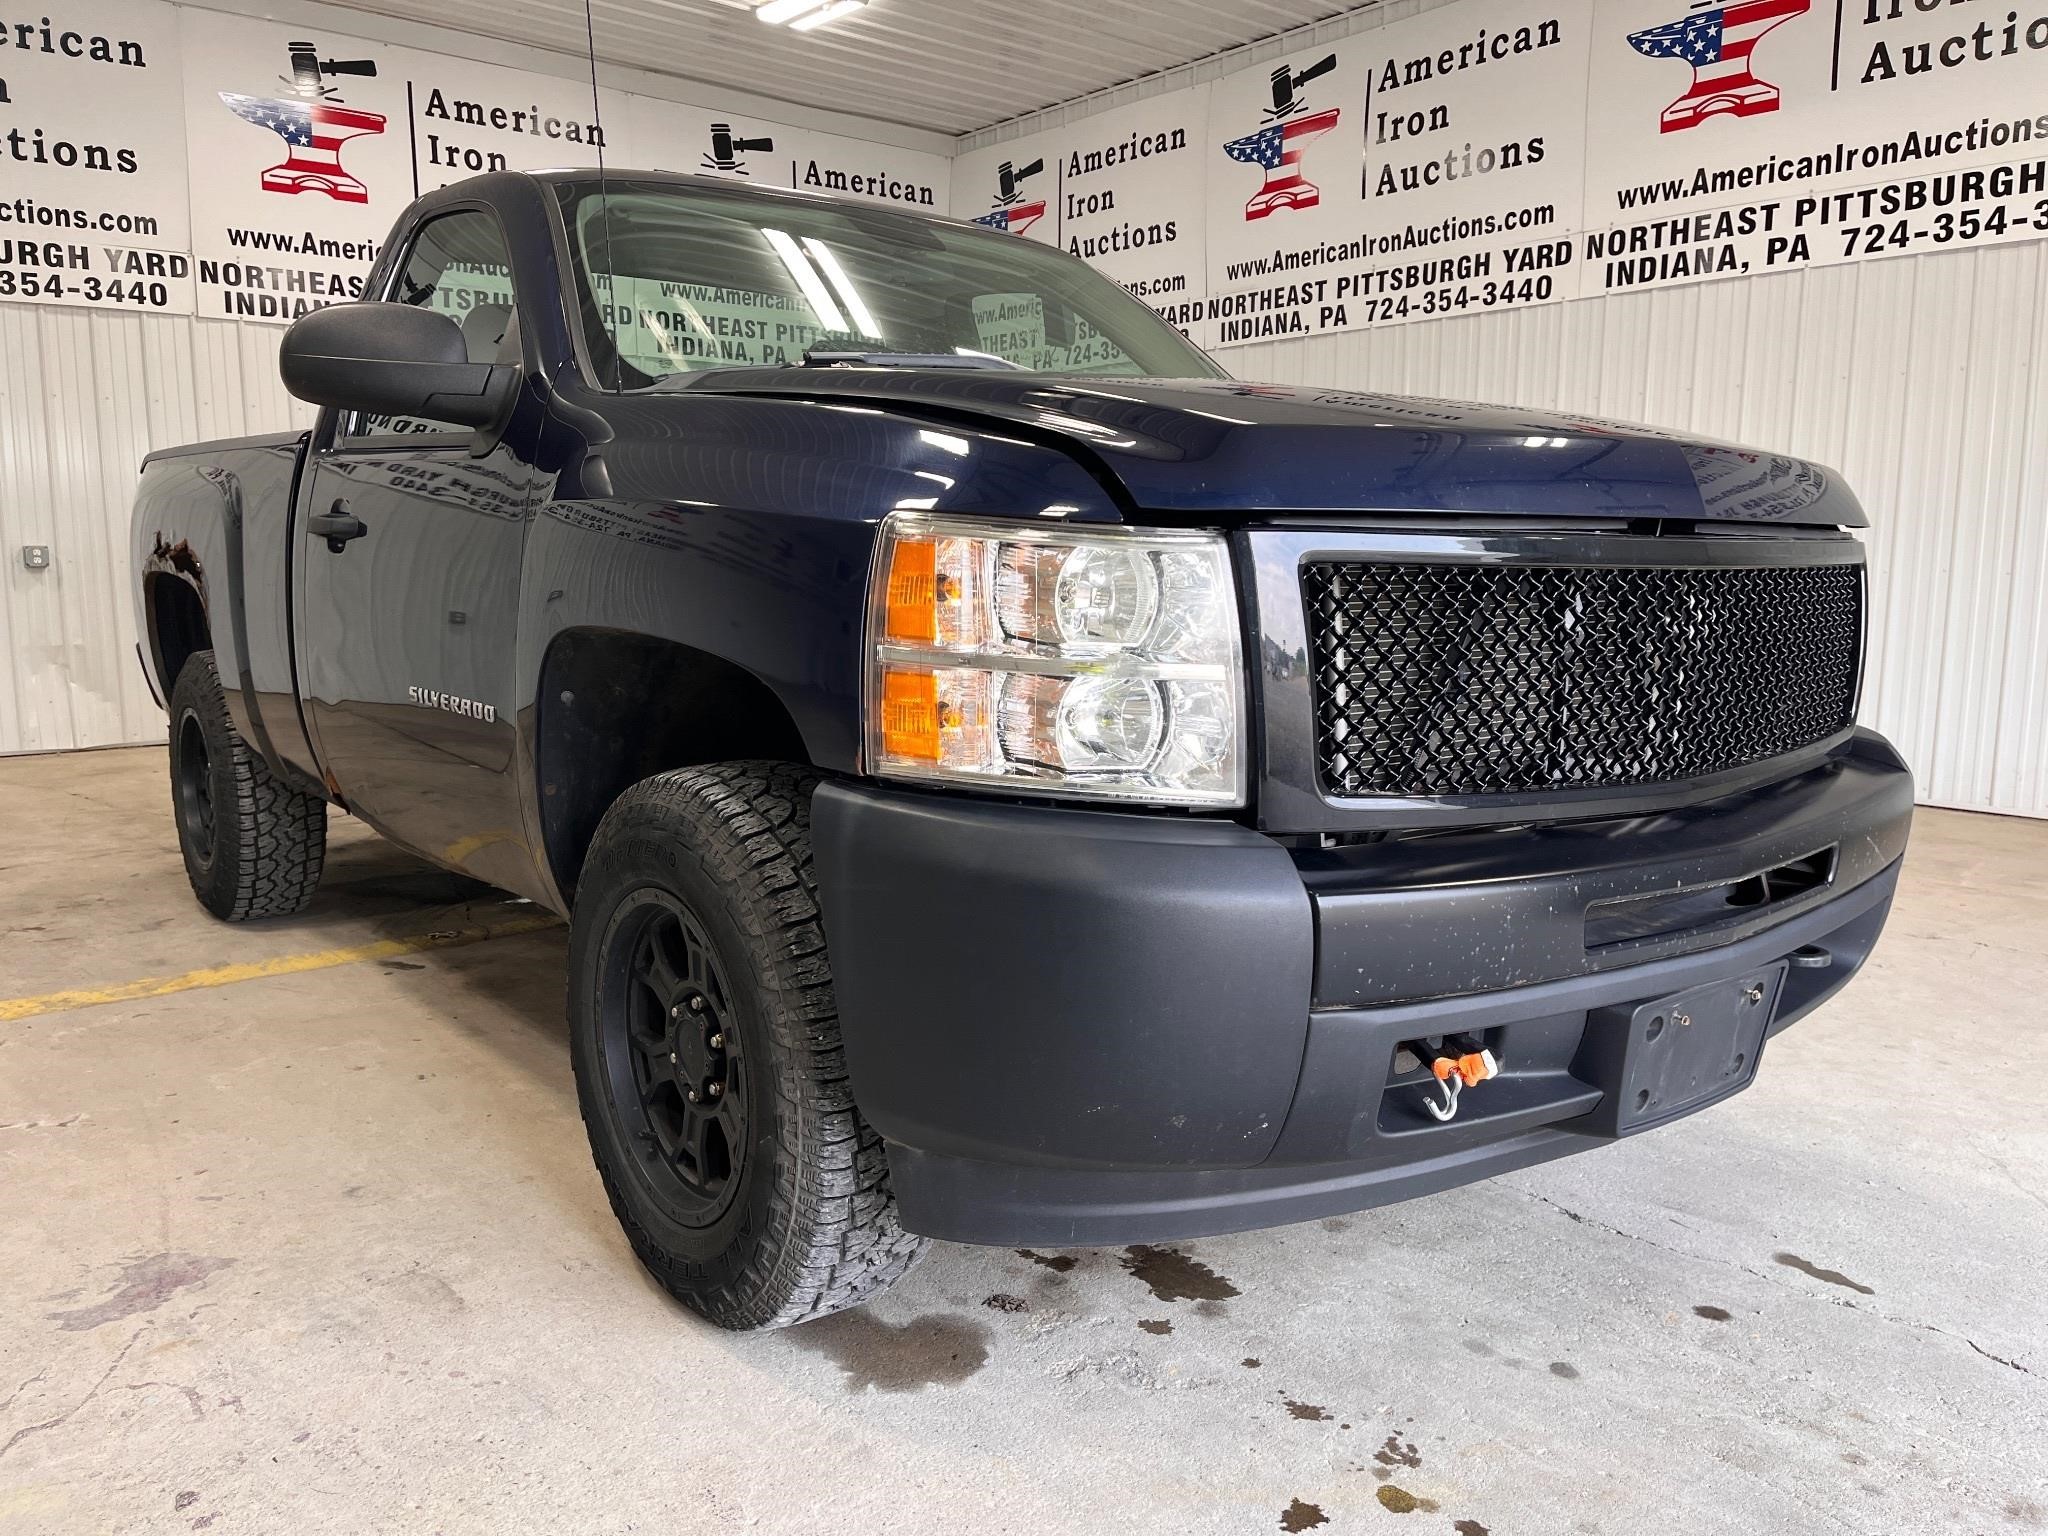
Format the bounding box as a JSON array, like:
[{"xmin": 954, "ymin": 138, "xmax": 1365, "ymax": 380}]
[
  {"xmin": 7, "ymin": 0, "xmax": 2047, "ymax": 343},
  {"xmin": 406, "ymin": 56, "xmax": 633, "ymax": 198},
  {"xmin": 952, "ymin": 88, "xmax": 1212, "ymax": 319},
  {"xmin": 961, "ymin": 0, "xmax": 2048, "ymax": 348},
  {"xmin": 1, "ymin": 0, "xmax": 953, "ymax": 323},
  {"xmin": 626, "ymin": 95, "xmax": 950, "ymax": 211},
  {"xmin": 1580, "ymin": 0, "xmax": 2048, "ymax": 298},
  {"xmin": 0, "ymin": 0, "xmax": 193, "ymax": 313},
  {"xmin": 1197, "ymin": 6, "xmax": 1593, "ymax": 347},
  {"xmin": 181, "ymin": 9, "xmax": 406, "ymax": 321}
]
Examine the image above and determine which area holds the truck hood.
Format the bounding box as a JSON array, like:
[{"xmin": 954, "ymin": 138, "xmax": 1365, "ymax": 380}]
[{"xmin": 681, "ymin": 370, "xmax": 1864, "ymax": 527}]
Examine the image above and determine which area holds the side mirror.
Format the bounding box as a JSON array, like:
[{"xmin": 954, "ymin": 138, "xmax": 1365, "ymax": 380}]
[{"xmin": 280, "ymin": 301, "xmax": 514, "ymax": 429}]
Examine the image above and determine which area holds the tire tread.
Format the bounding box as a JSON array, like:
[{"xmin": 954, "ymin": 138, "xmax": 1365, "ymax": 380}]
[
  {"xmin": 574, "ymin": 761, "xmax": 927, "ymax": 1330},
  {"xmin": 169, "ymin": 650, "xmax": 326, "ymax": 922}
]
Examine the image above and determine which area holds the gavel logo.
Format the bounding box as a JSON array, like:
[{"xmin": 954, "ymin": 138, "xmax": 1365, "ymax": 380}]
[
  {"xmin": 285, "ymin": 39, "xmax": 378, "ymax": 99},
  {"xmin": 1265, "ymin": 52, "xmax": 1337, "ymax": 119},
  {"xmin": 705, "ymin": 122, "xmax": 776, "ymax": 174},
  {"xmin": 995, "ymin": 157, "xmax": 1042, "ymax": 206}
]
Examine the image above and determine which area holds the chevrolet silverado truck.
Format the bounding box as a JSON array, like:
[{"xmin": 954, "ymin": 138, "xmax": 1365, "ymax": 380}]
[{"xmin": 131, "ymin": 169, "xmax": 1913, "ymax": 1331}]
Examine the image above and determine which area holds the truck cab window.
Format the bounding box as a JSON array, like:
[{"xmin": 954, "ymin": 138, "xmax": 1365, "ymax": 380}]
[
  {"xmin": 349, "ymin": 209, "xmax": 518, "ymax": 438},
  {"xmin": 554, "ymin": 180, "xmax": 1220, "ymax": 385}
]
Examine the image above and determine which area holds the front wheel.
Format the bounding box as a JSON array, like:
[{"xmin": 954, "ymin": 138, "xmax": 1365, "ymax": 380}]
[{"xmin": 568, "ymin": 762, "xmax": 927, "ymax": 1331}]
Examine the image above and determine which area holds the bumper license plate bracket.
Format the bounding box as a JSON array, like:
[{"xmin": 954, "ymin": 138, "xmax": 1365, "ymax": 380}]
[{"xmin": 1576, "ymin": 963, "xmax": 1787, "ymax": 1136}]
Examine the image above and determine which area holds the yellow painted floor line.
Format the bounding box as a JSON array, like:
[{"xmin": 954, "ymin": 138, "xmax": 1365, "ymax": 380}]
[{"xmin": 0, "ymin": 909, "xmax": 563, "ymax": 1023}]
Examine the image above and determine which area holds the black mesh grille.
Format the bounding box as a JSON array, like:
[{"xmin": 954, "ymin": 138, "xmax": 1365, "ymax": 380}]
[{"xmin": 1303, "ymin": 560, "xmax": 1863, "ymax": 799}]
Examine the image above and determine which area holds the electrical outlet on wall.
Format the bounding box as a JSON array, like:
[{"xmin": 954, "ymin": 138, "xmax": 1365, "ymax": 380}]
[{"xmin": 22, "ymin": 546, "xmax": 50, "ymax": 571}]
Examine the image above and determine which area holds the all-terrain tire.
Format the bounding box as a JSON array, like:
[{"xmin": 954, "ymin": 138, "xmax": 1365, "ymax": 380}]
[
  {"xmin": 569, "ymin": 761, "xmax": 928, "ymax": 1331},
  {"xmin": 167, "ymin": 649, "xmax": 327, "ymax": 922}
]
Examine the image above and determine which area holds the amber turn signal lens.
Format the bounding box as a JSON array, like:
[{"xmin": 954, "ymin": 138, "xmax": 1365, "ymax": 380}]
[
  {"xmin": 879, "ymin": 667, "xmax": 941, "ymax": 762},
  {"xmin": 885, "ymin": 537, "xmax": 937, "ymax": 642}
]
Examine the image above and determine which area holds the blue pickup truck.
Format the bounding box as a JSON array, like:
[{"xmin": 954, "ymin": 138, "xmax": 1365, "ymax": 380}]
[{"xmin": 130, "ymin": 169, "xmax": 1912, "ymax": 1330}]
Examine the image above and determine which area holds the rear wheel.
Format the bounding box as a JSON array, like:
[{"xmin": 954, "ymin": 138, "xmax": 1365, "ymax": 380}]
[
  {"xmin": 167, "ymin": 649, "xmax": 327, "ymax": 921},
  {"xmin": 569, "ymin": 761, "xmax": 927, "ymax": 1330}
]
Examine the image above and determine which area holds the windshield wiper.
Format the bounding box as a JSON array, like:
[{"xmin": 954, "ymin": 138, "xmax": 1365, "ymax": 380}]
[{"xmin": 797, "ymin": 349, "xmax": 1027, "ymax": 372}]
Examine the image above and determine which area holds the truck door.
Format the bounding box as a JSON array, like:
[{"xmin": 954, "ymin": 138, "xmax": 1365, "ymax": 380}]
[{"xmin": 294, "ymin": 206, "xmax": 545, "ymax": 894}]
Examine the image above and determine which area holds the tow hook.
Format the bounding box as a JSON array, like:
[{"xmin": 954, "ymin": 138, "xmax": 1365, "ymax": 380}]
[{"xmin": 1423, "ymin": 1045, "xmax": 1500, "ymax": 1123}]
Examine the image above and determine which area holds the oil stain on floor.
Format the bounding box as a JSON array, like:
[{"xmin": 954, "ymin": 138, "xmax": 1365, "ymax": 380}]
[
  {"xmin": 1377, "ymin": 1485, "xmax": 1441, "ymax": 1514},
  {"xmin": 1278, "ymin": 1497, "xmax": 1328, "ymax": 1530},
  {"xmin": 1015, "ymin": 1249, "xmax": 1077, "ymax": 1273},
  {"xmin": 790, "ymin": 1311, "xmax": 991, "ymax": 1393},
  {"xmin": 45, "ymin": 1253, "xmax": 236, "ymax": 1332},
  {"xmin": 1119, "ymin": 1245, "xmax": 1241, "ymax": 1304}
]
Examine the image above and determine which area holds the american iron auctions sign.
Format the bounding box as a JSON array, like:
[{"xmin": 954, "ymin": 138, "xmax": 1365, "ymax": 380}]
[
  {"xmin": 1194, "ymin": 6, "xmax": 1594, "ymax": 347},
  {"xmin": 1580, "ymin": 0, "xmax": 2048, "ymax": 302},
  {"xmin": 4, "ymin": 0, "xmax": 2045, "ymax": 336},
  {"xmin": 0, "ymin": 0, "xmax": 192, "ymax": 313},
  {"xmin": 951, "ymin": 87, "xmax": 1213, "ymax": 322},
  {"xmin": 956, "ymin": 0, "xmax": 2048, "ymax": 347},
  {"xmin": 0, "ymin": 0, "xmax": 952, "ymax": 322}
]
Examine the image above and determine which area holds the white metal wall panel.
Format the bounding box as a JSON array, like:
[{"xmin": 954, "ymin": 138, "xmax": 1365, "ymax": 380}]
[
  {"xmin": 0, "ymin": 308, "xmax": 312, "ymax": 758},
  {"xmin": 1224, "ymin": 245, "xmax": 2048, "ymax": 819}
]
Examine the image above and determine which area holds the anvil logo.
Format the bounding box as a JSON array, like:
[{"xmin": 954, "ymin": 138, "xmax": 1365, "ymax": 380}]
[
  {"xmin": 1221, "ymin": 53, "xmax": 1341, "ymax": 221},
  {"xmin": 1627, "ymin": 0, "xmax": 1810, "ymax": 134},
  {"xmin": 973, "ymin": 155, "xmax": 1046, "ymax": 236},
  {"xmin": 221, "ymin": 41, "xmax": 385, "ymax": 203}
]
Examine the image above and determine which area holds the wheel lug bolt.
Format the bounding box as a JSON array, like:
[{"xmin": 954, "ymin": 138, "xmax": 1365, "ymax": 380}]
[
  {"xmin": 708, "ymin": 1034, "xmax": 724, "ymax": 1049},
  {"xmin": 707, "ymin": 1082, "xmax": 723, "ymax": 1098},
  {"xmin": 669, "ymin": 1051, "xmax": 678, "ymax": 1065},
  {"xmin": 688, "ymin": 997, "xmax": 706, "ymax": 1013},
  {"xmin": 669, "ymin": 1005, "xmax": 682, "ymax": 1019},
  {"xmin": 687, "ymin": 1089, "xmax": 699, "ymax": 1102}
]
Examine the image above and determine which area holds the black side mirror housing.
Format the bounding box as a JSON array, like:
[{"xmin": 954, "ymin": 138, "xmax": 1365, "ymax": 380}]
[{"xmin": 279, "ymin": 302, "xmax": 514, "ymax": 429}]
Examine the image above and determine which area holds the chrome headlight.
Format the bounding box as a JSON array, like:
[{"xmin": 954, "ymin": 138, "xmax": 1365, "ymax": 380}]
[{"xmin": 865, "ymin": 513, "xmax": 1245, "ymax": 807}]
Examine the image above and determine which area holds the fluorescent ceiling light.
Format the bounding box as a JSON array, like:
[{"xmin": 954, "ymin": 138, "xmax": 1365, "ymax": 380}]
[
  {"xmin": 760, "ymin": 228, "xmax": 847, "ymax": 333},
  {"xmin": 755, "ymin": 0, "xmax": 866, "ymax": 27},
  {"xmin": 790, "ymin": 1, "xmax": 865, "ymax": 29},
  {"xmin": 801, "ymin": 237, "xmax": 879, "ymax": 338}
]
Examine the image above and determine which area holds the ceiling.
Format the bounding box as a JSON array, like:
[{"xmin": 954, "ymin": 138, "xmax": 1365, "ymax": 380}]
[{"xmin": 326, "ymin": 0, "xmax": 1369, "ymax": 137}]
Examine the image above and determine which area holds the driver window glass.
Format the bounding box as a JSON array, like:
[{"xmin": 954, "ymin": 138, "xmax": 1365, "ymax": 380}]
[{"xmin": 349, "ymin": 209, "xmax": 517, "ymax": 439}]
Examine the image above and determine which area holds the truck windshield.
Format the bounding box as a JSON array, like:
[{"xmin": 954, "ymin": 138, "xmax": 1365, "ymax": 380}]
[{"xmin": 553, "ymin": 178, "xmax": 1225, "ymax": 386}]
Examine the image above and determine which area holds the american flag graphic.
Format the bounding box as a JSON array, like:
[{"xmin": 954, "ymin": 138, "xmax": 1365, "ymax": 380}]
[
  {"xmin": 1627, "ymin": 0, "xmax": 1810, "ymax": 133},
  {"xmin": 1221, "ymin": 106, "xmax": 1341, "ymax": 221},
  {"xmin": 973, "ymin": 201, "xmax": 1046, "ymax": 236},
  {"xmin": 221, "ymin": 92, "xmax": 387, "ymax": 203}
]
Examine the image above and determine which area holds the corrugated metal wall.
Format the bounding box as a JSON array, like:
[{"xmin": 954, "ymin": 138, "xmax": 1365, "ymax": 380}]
[
  {"xmin": 1224, "ymin": 246, "xmax": 2048, "ymax": 819},
  {"xmin": 0, "ymin": 308, "xmax": 311, "ymax": 756}
]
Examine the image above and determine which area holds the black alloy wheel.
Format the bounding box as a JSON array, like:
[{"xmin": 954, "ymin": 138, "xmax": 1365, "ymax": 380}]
[
  {"xmin": 174, "ymin": 705, "xmax": 217, "ymax": 870},
  {"xmin": 599, "ymin": 891, "xmax": 750, "ymax": 1228}
]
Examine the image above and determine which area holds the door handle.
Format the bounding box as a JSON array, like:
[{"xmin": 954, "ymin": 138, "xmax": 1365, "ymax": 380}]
[{"xmin": 308, "ymin": 500, "xmax": 368, "ymax": 553}]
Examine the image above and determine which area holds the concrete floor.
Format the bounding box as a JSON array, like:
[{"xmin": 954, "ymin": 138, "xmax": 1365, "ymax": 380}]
[{"xmin": 1, "ymin": 746, "xmax": 2043, "ymax": 1536}]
